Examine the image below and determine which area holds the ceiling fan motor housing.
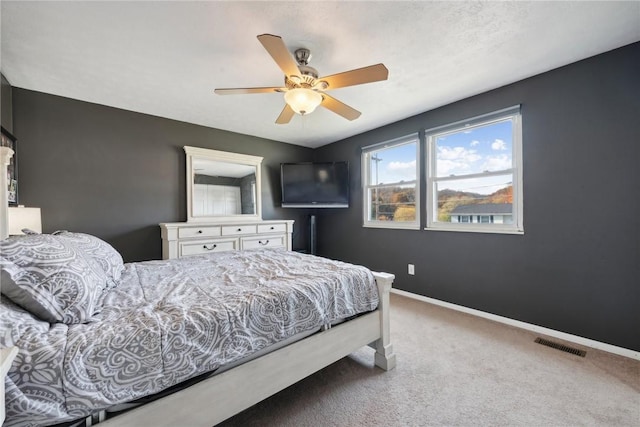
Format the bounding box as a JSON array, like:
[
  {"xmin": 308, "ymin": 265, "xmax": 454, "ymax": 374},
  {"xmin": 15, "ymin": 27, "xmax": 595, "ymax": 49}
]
[
  {"xmin": 285, "ymin": 70, "xmax": 319, "ymax": 89},
  {"xmin": 294, "ymin": 48, "xmax": 312, "ymax": 65},
  {"xmin": 292, "ymin": 48, "xmax": 321, "ymax": 86}
]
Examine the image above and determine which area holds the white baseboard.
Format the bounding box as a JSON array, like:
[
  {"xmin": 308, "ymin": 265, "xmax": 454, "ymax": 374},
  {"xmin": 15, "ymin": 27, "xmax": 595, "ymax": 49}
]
[{"xmin": 391, "ymin": 288, "xmax": 640, "ymax": 361}]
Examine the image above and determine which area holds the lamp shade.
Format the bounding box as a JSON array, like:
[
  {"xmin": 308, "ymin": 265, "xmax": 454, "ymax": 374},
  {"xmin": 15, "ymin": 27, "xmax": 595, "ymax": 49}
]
[
  {"xmin": 8, "ymin": 207, "xmax": 42, "ymax": 235},
  {"xmin": 284, "ymin": 88, "xmax": 323, "ymax": 115}
]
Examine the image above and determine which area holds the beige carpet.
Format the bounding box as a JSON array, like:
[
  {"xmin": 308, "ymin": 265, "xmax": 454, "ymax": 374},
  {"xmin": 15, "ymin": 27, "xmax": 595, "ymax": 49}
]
[{"xmin": 218, "ymin": 293, "xmax": 640, "ymax": 426}]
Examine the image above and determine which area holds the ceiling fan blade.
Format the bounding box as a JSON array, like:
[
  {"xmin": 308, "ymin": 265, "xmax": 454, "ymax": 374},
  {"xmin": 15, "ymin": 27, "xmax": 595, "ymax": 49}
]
[
  {"xmin": 257, "ymin": 34, "xmax": 301, "ymax": 79},
  {"xmin": 214, "ymin": 87, "xmax": 283, "ymax": 95},
  {"xmin": 275, "ymin": 104, "xmax": 295, "ymax": 124},
  {"xmin": 320, "ymin": 94, "xmax": 361, "ymax": 121},
  {"xmin": 319, "ymin": 64, "xmax": 388, "ymax": 90}
]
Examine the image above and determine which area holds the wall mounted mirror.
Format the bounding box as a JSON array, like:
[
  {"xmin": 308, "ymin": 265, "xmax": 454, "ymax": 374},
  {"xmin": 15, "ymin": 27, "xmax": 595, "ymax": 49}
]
[{"xmin": 185, "ymin": 146, "xmax": 263, "ymax": 222}]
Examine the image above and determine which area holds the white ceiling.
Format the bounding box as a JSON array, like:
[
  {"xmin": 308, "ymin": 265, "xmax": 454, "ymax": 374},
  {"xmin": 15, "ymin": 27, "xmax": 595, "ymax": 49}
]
[{"xmin": 1, "ymin": 1, "xmax": 639, "ymax": 149}]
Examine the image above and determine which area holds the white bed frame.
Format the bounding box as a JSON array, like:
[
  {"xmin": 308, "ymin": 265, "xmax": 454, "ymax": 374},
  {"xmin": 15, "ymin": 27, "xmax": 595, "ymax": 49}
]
[
  {"xmin": 100, "ymin": 272, "xmax": 395, "ymax": 426},
  {"xmin": 0, "ymin": 146, "xmax": 396, "ymax": 426}
]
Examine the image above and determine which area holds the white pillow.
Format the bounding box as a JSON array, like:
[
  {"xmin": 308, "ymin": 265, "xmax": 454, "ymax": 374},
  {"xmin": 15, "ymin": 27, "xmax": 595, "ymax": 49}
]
[
  {"xmin": 54, "ymin": 231, "xmax": 125, "ymax": 289},
  {"xmin": 0, "ymin": 234, "xmax": 106, "ymax": 324}
]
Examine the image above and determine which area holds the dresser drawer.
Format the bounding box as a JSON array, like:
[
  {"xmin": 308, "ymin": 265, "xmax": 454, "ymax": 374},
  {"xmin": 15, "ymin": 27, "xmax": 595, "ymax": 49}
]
[
  {"xmin": 180, "ymin": 238, "xmax": 238, "ymax": 256},
  {"xmin": 178, "ymin": 226, "xmax": 221, "ymax": 239},
  {"xmin": 161, "ymin": 220, "xmax": 294, "ymax": 259},
  {"xmin": 221, "ymin": 225, "xmax": 258, "ymax": 236},
  {"xmin": 257, "ymin": 223, "xmax": 288, "ymax": 234},
  {"xmin": 241, "ymin": 234, "xmax": 286, "ymax": 250}
]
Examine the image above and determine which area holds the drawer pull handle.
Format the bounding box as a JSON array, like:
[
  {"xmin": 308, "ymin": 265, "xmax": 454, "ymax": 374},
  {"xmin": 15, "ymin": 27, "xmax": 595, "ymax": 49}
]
[
  {"xmin": 259, "ymin": 240, "xmax": 270, "ymax": 246},
  {"xmin": 270, "ymin": 226, "xmax": 274, "ymax": 230},
  {"xmin": 203, "ymin": 244, "xmax": 217, "ymax": 250},
  {"xmin": 237, "ymin": 228, "xmax": 242, "ymax": 232},
  {"xmin": 197, "ymin": 230, "xmax": 203, "ymax": 234}
]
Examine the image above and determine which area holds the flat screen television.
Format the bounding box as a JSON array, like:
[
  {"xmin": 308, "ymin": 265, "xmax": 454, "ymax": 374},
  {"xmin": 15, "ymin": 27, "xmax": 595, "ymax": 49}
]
[{"xmin": 281, "ymin": 162, "xmax": 349, "ymax": 208}]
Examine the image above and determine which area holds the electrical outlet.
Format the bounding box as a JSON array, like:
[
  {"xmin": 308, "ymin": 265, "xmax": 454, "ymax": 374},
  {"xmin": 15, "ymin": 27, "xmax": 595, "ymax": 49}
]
[{"xmin": 408, "ymin": 264, "xmax": 415, "ymax": 275}]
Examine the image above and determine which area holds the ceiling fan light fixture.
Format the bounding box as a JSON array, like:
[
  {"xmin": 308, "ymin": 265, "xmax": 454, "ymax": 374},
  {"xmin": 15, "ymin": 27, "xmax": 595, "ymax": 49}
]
[{"xmin": 284, "ymin": 88, "xmax": 322, "ymax": 116}]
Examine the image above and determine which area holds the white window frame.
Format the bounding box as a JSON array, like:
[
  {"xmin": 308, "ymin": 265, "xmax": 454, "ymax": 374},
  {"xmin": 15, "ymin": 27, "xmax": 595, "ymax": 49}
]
[
  {"xmin": 362, "ymin": 134, "xmax": 420, "ymax": 230},
  {"xmin": 425, "ymin": 105, "xmax": 524, "ymax": 234}
]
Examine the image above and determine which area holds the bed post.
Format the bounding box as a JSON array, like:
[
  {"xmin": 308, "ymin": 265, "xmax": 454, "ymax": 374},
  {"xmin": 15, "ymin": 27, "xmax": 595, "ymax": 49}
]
[
  {"xmin": 0, "ymin": 146, "xmax": 14, "ymax": 240},
  {"xmin": 371, "ymin": 272, "xmax": 396, "ymax": 371}
]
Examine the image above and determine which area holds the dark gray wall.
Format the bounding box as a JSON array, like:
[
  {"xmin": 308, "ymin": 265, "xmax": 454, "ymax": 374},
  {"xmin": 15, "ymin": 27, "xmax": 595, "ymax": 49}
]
[
  {"xmin": 1, "ymin": 74, "xmax": 13, "ymax": 132},
  {"xmin": 315, "ymin": 43, "xmax": 640, "ymax": 352},
  {"xmin": 12, "ymin": 90, "xmax": 315, "ymax": 261}
]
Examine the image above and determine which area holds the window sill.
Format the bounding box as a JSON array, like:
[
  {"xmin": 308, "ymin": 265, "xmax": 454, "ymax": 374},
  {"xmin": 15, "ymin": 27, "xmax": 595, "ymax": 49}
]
[
  {"xmin": 424, "ymin": 226, "xmax": 524, "ymax": 235},
  {"xmin": 363, "ymin": 222, "xmax": 420, "ymax": 230}
]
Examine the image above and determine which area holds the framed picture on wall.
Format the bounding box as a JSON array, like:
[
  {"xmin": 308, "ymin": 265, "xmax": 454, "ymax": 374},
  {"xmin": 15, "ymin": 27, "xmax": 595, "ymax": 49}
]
[{"xmin": 1, "ymin": 126, "xmax": 18, "ymax": 206}]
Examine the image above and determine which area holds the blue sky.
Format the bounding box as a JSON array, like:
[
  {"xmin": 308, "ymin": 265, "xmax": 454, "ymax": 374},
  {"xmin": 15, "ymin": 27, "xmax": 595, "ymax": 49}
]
[
  {"xmin": 436, "ymin": 120, "xmax": 513, "ymax": 194},
  {"xmin": 371, "ymin": 120, "xmax": 513, "ymax": 195},
  {"xmin": 370, "ymin": 142, "xmax": 417, "ymax": 184},
  {"xmin": 436, "ymin": 120, "xmax": 513, "ymax": 177}
]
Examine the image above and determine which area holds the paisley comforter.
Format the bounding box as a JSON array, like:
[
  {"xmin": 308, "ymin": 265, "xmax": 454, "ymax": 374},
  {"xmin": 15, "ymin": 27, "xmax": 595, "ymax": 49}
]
[{"xmin": 1, "ymin": 249, "xmax": 379, "ymax": 427}]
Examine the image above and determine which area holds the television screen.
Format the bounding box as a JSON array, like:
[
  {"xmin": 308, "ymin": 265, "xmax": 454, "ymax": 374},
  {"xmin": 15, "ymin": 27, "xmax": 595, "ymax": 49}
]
[{"xmin": 281, "ymin": 162, "xmax": 349, "ymax": 208}]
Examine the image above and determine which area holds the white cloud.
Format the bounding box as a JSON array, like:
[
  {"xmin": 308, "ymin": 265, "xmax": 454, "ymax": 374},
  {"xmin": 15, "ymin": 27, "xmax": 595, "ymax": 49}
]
[
  {"xmin": 388, "ymin": 160, "xmax": 416, "ymax": 171},
  {"xmin": 482, "ymin": 154, "xmax": 512, "ymax": 171},
  {"xmin": 491, "ymin": 139, "xmax": 507, "ymax": 151},
  {"xmin": 470, "ymin": 140, "xmax": 480, "ymax": 147},
  {"xmin": 437, "ymin": 146, "xmax": 482, "ymax": 175},
  {"xmin": 378, "ymin": 160, "xmax": 416, "ymax": 183},
  {"xmin": 437, "ymin": 159, "xmax": 467, "ymax": 175},
  {"xmin": 437, "ymin": 146, "xmax": 482, "ymax": 163}
]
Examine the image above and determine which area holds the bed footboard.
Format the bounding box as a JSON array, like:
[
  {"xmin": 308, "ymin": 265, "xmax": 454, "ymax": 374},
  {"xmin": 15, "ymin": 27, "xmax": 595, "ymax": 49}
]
[
  {"xmin": 97, "ymin": 271, "xmax": 395, "ymax": 427},
  {"xmin": 372, "ymin": 271, "xmax": 396, "ymax": 371}
]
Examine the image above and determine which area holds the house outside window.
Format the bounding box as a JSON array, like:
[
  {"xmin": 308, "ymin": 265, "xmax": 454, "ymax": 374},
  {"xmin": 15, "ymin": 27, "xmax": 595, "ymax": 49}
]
[
  {"xmin": 426, "ymin": 106, "xmax": 523, "ymax": 234},
  {"xmin": 362, "ymin": 134, "xmax": 420, "ymax": 229},
  {"xmin": 450, "ymin": 204, "xmax": 512, "ymax": 224}
]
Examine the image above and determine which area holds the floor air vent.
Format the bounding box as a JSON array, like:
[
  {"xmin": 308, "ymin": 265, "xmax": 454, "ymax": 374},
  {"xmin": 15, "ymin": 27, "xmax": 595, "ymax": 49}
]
[{"xmin": 535, "ymin": 337, "xmax": 586, "ymax": 357}]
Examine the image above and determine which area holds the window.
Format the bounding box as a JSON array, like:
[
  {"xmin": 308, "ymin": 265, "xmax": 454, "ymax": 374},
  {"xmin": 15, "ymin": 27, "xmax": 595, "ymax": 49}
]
[
  {"xmin": 362, "ymin": 134, "xmax": 420, "ymax": 229},
  {"xmin": 479, "ymin": 215, "xmax": 493, "ymax": 224},
  {"xmin": 426, "ymin": 106, "xmax": 523, "ymax": 234}
]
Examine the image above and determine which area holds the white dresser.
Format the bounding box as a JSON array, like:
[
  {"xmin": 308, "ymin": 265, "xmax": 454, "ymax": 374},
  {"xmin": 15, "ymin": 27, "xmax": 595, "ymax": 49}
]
[{"xmin": 160, "ymin": 220, "xmax": 294, "ymax": 260}]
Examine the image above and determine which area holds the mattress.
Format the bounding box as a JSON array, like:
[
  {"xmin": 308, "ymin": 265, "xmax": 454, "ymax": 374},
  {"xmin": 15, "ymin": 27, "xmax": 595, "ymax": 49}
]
[{"xmin": 1, "ymin": 248, "xmax": 379, "ymax": 427}]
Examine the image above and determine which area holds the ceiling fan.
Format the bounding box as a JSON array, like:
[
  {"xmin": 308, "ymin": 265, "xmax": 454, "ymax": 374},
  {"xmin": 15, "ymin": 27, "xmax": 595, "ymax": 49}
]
[{"xmin": 214, "ymin": 34, "xmax": 389, "ymax": 124}]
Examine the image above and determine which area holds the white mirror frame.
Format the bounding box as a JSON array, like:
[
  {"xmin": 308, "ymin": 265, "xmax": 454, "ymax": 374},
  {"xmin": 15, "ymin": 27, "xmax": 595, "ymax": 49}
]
[{"xmin": 185, "ymin": 146, "xmax": 263, "ymax": 223}]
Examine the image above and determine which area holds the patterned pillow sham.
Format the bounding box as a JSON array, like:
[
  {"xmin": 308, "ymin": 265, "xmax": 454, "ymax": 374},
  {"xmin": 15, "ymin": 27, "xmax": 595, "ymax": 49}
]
[
  {"xmin": 54, "ymin": 231, "xmax": 124, "ymax": 289},
  {"xmin": 0, "ymin": 234, "xmax": 106, "ymax": 324}
]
